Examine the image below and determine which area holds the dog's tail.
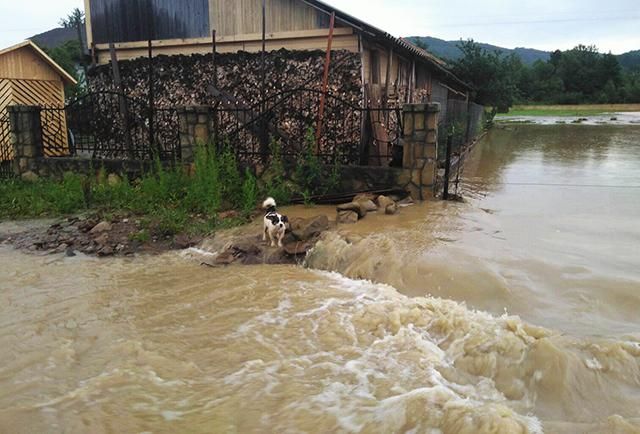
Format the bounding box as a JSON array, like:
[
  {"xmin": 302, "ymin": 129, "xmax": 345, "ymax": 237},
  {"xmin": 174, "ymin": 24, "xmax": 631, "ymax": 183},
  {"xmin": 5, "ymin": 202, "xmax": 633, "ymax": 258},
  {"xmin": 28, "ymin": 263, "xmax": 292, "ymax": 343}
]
[{"xmin": 262, "ymin": 197, "xmax": 277, "ymax": 210}]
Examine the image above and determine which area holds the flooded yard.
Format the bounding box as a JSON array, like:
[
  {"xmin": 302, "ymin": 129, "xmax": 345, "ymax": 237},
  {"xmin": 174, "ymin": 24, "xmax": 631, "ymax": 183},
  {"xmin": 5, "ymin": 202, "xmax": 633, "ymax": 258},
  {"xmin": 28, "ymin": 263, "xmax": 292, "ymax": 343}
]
[{"xmin": 1, "ymin": 124, "xmax": 639, "ymax": 433}]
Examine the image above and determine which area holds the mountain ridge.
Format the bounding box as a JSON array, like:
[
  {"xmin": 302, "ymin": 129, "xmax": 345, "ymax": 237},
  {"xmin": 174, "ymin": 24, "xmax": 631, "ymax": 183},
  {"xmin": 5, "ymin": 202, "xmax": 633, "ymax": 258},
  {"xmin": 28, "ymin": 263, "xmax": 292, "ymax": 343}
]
[{"xmin": 408, "ymin": 36, "xmax": 640, "ymax": 70}]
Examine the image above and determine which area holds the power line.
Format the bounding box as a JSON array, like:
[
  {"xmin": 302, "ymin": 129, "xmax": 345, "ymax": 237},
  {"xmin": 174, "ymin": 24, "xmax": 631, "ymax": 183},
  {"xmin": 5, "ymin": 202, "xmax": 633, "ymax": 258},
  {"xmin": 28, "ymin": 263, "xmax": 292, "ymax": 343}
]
[
  {"xmin": 463, "ymin": 181, "xmax": 640, "ymax": 189},
  {"xmin": 429, "ymin": 15, "xmax": 640, "ymax": 28}
]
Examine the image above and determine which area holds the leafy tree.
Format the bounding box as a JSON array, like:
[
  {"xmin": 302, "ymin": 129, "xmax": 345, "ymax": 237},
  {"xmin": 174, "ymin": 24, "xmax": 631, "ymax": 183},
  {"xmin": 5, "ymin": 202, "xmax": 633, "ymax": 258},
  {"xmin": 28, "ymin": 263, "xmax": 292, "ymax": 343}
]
[
  {"xmin": 59, "ymin": 8, "xmax": 85, "ymax": 29},
  {"xmin": 451, "ymin": 40, "xmax": 520, "ymax": 113}
]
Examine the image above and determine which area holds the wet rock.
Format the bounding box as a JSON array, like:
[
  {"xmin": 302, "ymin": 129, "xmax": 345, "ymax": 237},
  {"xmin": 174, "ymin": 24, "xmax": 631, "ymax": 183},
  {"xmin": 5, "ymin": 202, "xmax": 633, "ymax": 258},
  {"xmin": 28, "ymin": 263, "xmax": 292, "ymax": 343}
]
[
  {"xmin": 610, "ymin": 117, "xmax": 618, "ymax": 121},
  {"xmin": 90, "ymin": 221, "xmax": 112, "ymax": 234},
  {"xmin": 283, "ymin": 241, "xmax": 312, "ymax": 256},
  {"xmin": 360, "ymin": 200, "xmax": 378, "ymax": 213},
  {"xmin": 376, "ymin": 195, "xmax": 395, "ymax": 210},
  {"xmin": 174, "ymin": 234, "xmax": 202, "ymax": 250},
  {"xmin": 337, "ymin": 202, "xmax": 366, "ymax": 219},
  {"xmin": 97, "ymin": 245, "xmax": 114, "ymax": 257},
  {"xmin": 397, "ymin": 196, "xmax": 415, "ymax": 207},
  {"xmin": 94, "ymin": 233, "xmax": 109, "ymax": 246},
  {"xmin": 214, "ymin": 250, "xmax": 236, "ymax": 265},
  {"xmin": 385, "ymin": 203, "xmax": 399, "ymax": 215},
  {"xmin": 337, "ymin": 210, "xmax": 359, "ymax": 224},
  {"xmin": 352, "ymin": 193, "xmax": 378, "ymax": 213},
  {"xmin": 291, "ymin": 215, "xmax": 329, "ymax": 241},
  {"xmin": 353, "ymin": 193, "xmax": 376, "ymax": 203}
]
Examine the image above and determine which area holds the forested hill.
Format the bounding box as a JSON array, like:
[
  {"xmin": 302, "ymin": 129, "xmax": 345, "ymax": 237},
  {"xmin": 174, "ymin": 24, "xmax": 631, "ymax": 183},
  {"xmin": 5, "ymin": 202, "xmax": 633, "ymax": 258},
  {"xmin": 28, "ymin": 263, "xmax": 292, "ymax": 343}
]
[{"xmin": 408, "ymin": 36, "xmax": 640, "ymax": 70}]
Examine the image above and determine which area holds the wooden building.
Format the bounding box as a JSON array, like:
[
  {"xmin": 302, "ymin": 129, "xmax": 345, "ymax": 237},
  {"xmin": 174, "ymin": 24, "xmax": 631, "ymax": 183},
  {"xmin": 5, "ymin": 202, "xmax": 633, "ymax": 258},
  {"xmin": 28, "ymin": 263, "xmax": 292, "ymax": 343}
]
[
  {"xmin": 84, "ymin": 0, "xmax": 470, "ymax": 105},
  {"xmin": 0, "ymin": 40, "xmax": 78, "ymax": 158}
]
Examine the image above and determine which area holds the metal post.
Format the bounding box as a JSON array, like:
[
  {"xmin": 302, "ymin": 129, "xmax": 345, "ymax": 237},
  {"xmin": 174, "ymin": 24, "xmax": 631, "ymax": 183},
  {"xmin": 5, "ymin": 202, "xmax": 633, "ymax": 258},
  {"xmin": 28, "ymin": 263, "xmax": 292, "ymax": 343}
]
[
  {"xmin": 443, "ymin": 133, "xmax": 453, "ymax": 200},
  {"xmin": 148, "ymin": 39, "xmax": 155, "ymax": 160},
  {"xmin": 212, "ymin": 29, "xmax": 218, "ymax": 90},
  {"xmin": 259, "ymin": 0, "xmax": 268, "ymax": 157},
  {"xmin": 315, "ymin": 11, "xmax": 335, "ymax": 153},
  {"xmin": 212, "ymin": 29, "xmax": 219, "ymax": 150}
]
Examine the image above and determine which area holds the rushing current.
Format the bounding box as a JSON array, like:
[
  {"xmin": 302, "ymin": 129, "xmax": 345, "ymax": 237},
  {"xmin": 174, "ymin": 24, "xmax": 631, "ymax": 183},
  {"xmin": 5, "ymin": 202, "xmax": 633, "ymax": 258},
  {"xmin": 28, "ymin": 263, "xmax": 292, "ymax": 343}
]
[{"xmin": 1, "ymin": 124, "xmax": 639, "ymax": 433}]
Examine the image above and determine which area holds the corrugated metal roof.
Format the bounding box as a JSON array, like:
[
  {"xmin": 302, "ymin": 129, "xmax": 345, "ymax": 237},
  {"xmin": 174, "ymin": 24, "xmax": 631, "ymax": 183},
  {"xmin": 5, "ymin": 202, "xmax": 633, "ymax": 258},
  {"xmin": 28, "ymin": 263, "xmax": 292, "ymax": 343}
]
[{"xmin": 299, "ymin": 0, "xmax": 472, "ymax": 91}]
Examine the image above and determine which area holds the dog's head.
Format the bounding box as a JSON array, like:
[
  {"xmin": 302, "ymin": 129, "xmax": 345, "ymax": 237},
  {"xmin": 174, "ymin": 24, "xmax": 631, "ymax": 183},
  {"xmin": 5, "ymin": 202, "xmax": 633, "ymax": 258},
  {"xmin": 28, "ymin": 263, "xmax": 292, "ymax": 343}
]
[{"xmin": 266, "ymin": 213, "xmax": 288, "ymax": 231}]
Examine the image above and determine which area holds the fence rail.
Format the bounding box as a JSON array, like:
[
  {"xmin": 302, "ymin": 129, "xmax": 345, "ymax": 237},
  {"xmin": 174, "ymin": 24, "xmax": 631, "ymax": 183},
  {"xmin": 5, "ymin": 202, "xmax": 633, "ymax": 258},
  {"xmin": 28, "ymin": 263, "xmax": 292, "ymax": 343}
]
[
  {"xmin": 39, "ymin": 91, "xmax": 180, "ymax": 161},
  {"xmin": 209, "ymin": 87, "xmax": 402, "ymax": 166}
]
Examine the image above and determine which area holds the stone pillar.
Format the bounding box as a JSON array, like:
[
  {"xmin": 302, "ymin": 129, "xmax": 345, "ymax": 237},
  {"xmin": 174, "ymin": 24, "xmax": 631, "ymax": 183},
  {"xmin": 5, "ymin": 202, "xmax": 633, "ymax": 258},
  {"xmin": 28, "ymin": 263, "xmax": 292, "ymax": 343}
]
[
  {"xmin": 400, "ymin": 103, "xmax": 439, "ymax": 200},
  {"xmin": 178, "ymin": 106, "xmax": 212, "ymax": 162},
  {"xmin": 9, "ymin": 105, "xmax": 43, "ymax": 179}
]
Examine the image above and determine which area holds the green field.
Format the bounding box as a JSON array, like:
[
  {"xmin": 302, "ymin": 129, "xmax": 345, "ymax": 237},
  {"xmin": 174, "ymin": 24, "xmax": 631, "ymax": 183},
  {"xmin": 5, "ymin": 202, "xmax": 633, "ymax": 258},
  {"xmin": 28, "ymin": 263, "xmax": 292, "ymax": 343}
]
[{"xmin": 497, "ymin": 104, "xmax": 640, "ymax": 117}]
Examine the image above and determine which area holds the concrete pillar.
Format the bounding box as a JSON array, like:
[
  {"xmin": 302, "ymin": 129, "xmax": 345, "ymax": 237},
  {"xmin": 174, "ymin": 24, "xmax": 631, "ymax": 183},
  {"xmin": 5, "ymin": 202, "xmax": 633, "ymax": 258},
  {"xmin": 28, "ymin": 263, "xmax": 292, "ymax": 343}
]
[
  {"xmin": 178, "ymin": 106, "xmax": 212, "ymax": 162},
  {"xmin": 400, "ymin": 102, "xmax": 439, "ymax": 200},
  {"xmin": 8, "ymin": 105, "xmax": 43, "ymax": 178}
]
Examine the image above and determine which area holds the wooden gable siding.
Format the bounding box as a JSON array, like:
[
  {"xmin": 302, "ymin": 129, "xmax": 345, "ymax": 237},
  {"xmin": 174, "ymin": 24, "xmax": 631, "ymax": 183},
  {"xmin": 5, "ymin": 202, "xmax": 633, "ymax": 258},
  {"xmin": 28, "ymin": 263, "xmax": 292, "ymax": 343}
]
[
  {"xmin": 0, "ymin": 46, "xmax": 63, "ymax": 82},
  {"xmin": 211, "ymin": 0, "xmax": 330, "ymax": 36},
  {"xmin": 0, "ymin": 77, "xmax": 67, "ymax": 159}
]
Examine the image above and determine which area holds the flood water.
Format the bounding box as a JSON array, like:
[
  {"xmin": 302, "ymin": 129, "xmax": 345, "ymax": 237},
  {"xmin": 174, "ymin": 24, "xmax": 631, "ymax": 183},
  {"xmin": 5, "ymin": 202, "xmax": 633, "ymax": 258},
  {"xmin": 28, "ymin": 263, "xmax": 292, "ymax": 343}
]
[{"xmin": 1, "ymin": 125, "xmax": 640, "ymax": 433}]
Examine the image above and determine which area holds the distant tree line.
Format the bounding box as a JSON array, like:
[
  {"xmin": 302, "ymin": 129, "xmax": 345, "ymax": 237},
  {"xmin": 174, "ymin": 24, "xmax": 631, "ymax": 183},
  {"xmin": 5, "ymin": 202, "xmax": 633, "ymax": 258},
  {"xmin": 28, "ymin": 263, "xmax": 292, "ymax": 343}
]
[{"xmin": 451, "ymin": 40, "xmax": 640, "ymax": 111}]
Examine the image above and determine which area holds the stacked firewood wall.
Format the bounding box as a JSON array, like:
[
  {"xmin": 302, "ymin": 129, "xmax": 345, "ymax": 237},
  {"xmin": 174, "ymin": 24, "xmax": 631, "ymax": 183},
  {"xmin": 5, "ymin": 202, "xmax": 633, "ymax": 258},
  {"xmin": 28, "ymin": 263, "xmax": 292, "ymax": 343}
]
[{"xmin": 88, "ymin": 49, "xmax": 365, "ymax": 162}]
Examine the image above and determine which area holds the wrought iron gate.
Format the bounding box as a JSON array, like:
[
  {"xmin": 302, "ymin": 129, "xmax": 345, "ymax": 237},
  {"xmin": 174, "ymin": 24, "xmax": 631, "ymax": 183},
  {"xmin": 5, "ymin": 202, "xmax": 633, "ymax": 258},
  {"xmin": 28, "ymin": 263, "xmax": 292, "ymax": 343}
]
[
  {"xmin": 0, "ymin": 108, "xmax": 13, "ymax": 178},
  {"xmin": 39, "ymin": 91, "xmax": 180, "ymax": 161}
]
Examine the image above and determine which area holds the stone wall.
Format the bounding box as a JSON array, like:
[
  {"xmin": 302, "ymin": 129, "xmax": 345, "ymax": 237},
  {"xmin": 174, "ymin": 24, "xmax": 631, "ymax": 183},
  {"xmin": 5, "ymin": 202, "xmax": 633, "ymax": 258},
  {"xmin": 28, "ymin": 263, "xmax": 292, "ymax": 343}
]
[
  {"xmin": 8, "ymin": 102, "xmax": 441, "ymax": 200},
  {"xmin": 398, "ymin": 103, "xmax": 440, "ymax": 200}
]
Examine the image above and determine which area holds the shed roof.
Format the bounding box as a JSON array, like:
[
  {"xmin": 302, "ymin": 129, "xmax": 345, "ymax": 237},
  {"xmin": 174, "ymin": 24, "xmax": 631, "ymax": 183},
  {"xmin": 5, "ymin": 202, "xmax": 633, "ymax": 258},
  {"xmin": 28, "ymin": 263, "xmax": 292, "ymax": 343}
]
[
  {"xmin": 0, "ymin": 40, "xmax": 78, "ymax": 85},
  {"xmin": 299, "ymin": 0, "xmax": 471, "ymax": 91}
]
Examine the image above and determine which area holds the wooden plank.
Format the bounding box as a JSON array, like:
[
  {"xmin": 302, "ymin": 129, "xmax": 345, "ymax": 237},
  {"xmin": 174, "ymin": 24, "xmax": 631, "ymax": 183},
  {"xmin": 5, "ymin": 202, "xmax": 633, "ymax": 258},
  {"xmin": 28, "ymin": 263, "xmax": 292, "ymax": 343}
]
[
  {"xmin": 96, "ymin": 33, "xmax": 358, "ymax": 63},
  {"xmin": 366, "ymin": 84, "xmax": 390, "ymax": 167},
  {"xmin": 94, "ymin": 27, "xmax": 353, "ymax": 50},
  {"xmin": 315, "ymin": 11, "xmax": 335, "ymax": 152},
  {"xmin": 84, "ymin": 0, "xmax": 93, "ymax": 47}
]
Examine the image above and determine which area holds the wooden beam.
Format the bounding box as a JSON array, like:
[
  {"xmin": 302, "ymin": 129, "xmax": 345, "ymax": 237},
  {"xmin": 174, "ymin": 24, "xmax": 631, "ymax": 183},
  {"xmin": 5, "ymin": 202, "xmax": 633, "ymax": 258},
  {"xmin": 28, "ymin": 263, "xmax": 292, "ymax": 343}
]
[
  {"xmin": 93, "ymin": 28, "xmax": 354, "ymax": 51},
  {"xmin": 84, "ymin": 0, "xmax": 93, "ymax": 47},
  {"xmin": 208, "ymin": 0, "xmax": 216, "ymax": 33}
]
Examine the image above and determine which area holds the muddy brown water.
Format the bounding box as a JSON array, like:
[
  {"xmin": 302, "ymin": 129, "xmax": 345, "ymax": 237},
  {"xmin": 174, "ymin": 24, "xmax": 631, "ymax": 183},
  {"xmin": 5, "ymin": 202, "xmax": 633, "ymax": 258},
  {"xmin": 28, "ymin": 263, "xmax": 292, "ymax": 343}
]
[{"xmin": 1, "ymin": 124, "xmax": 639, "ymax": 433}]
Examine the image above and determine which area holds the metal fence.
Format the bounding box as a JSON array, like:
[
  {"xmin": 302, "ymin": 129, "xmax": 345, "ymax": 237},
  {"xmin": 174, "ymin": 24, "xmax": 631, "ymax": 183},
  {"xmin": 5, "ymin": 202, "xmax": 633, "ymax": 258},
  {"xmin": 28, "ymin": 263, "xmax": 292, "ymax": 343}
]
[
  {"xmin": 209, "ymin": 88, "xmax": 402, "ymax": 167},
  {"xmin": 0, "ymin": 108, "xmax": 13, "ymax": 178},
  {"xmin": 39, "ymin": 91, "xmax": 180, "ymax": 161},
  {"xmin": 438, "ymin": 96, "xmax": 487, "ymax": 199}
]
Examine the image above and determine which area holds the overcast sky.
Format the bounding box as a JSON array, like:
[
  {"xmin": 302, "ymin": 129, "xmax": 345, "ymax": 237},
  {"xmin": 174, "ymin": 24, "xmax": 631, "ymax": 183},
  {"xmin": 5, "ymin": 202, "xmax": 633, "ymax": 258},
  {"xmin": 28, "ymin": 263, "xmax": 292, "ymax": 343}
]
[{"xmin": 1, "ymin": 0, "xmax": 638, "ymax": 54}]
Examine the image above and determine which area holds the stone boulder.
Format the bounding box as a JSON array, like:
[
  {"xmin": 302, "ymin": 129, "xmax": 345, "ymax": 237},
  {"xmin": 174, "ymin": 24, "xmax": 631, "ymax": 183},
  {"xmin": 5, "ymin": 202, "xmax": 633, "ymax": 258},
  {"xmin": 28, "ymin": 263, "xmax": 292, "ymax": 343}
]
[
  {"xmin": 376, "ymin": 195, "xmax": 395, "ymax": 210},
  {"xmin": 291, "ymin": 215, "xmax": 329, "ymax": 241},
  {"xmin": 90, "ymin": 221, "xmax": 112, "ymax": 234},
  {"xmin": 385, "ymin": 203, "xmax": 398, "ymax": 215},
  {"xmin": 337, "ymin": 202, "xmax": 366, "ymax": 219},
  {"xmin": 352, "ymin": 193, "xmax": 378, "ymax": 213},
  {"xmin": 337, "ymin": 210, "xmax": 359, "ymax": 224}
]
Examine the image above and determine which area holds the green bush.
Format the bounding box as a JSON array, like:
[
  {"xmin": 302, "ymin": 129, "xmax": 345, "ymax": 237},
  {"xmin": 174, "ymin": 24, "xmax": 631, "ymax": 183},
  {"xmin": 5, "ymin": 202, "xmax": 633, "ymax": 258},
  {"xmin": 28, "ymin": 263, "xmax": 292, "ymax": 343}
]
[
  {"xmin": 263, "ymin": 137, "xmax": 291, "ymax": 205},
  {"xmin": 241, "ymin": 168, "xmax": 259, "ymax": 216}
]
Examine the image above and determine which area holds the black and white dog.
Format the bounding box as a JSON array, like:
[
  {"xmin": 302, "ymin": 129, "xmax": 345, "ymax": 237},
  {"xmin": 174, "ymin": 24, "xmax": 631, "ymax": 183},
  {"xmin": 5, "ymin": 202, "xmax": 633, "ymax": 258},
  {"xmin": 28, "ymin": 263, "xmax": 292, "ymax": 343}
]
[{"xmin": 263, "ymin": 197, "xmax": 289, "ymax": 247}]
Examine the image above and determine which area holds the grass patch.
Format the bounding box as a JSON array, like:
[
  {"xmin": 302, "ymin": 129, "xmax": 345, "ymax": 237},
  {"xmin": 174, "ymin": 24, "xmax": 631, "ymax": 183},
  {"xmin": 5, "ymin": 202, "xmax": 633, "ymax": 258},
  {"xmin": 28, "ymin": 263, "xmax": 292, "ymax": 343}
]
[
  {"xmin": 498, "ymin": 103, "xmax": 640, "ymax": 117},
  {"xmin": 1, "ymin": 132, "xmax": 342, "ymax": 238},
  {"xmin": 0, "ymin": 144, "xmax": 261, "ymax": 237}
]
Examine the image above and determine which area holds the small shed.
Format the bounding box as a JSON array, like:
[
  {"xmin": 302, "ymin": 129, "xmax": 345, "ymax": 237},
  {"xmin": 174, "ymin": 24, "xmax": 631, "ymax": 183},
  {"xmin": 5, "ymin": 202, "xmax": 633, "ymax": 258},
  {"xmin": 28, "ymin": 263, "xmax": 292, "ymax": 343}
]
[{"xmin": 0, "ymin": 40, "xmax": 77, "ymax": 159}]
